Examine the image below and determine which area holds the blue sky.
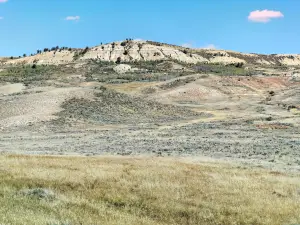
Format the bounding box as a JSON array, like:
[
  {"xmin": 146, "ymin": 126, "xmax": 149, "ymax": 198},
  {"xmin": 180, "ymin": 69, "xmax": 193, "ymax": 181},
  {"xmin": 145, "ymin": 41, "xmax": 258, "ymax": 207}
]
[{"xmin": 0, "ymin": 0, "xmax": 299, "ymax": 56}]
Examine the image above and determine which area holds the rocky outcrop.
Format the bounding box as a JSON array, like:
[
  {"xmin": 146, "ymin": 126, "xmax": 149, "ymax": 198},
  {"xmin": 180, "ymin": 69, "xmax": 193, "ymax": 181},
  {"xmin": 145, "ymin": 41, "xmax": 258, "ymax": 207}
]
[
  {"xmin": 3, "ymin": 40, "xmax": 300, "ymax": 66},
  {"xmin": 113, "ymin": 64, "xmax": 132, "ymax": 74}
]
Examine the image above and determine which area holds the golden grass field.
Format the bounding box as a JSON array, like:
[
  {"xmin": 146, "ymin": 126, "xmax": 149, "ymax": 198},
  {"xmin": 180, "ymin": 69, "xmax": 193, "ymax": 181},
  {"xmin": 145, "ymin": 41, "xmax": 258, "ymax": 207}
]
[{"xmin": 0, "ymin": 155, "xmax": 300, "ymax": 225}]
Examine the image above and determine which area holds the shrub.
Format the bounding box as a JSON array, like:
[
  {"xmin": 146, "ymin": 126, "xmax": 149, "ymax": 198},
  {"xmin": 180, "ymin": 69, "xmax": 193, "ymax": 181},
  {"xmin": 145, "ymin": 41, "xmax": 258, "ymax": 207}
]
[
  {"xmin": 235, "ymin": 62, "xmax": 244, "ymax": 68},
  {"xmin": 269, "ymin": 91, "xmax": 275, "ymax": 96},
  {"xmin": 287, "ymin": 105, "xmax": 297, "ymax": 111},
  {"xmin": 266, "ymin": 116, "xmax": 272, "ymax": 121},
  {"xmin": 19, "ymin": 188, "xmax": 55, "ymax": 201},
  {"xmin": 82, "ymin": 46, "xmax": 89, "ymax": 54},
  {"xmin": 73, "ymin": 52, "xmax": 80, "ymax": 61},
  {"xmin": 116, "ymin": 57, "xmax": 121, "ymax": 64}
]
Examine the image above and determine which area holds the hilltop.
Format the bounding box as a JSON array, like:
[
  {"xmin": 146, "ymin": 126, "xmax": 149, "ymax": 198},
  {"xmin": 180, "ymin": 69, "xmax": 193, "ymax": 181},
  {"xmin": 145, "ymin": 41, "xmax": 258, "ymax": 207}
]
[{"xmin": 2, "ymin": 39, "xmax": 300, "ymax": 66}]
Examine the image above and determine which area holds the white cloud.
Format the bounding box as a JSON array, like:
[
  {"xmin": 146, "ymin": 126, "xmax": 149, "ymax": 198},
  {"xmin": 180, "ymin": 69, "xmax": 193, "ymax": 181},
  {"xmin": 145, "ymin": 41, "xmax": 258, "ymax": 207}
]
[
  {"xmin": 182, "ymin": 43, "xmax": 193, "ymax": 48},
  {"xmin": 65, "ymin": 16, "xmax": 80, "ymax": 21},
  {"xmin": 0, "ymin": 0, "xmax": 7, "ymax": 20},
  {"xmin": 182, "ymin": 43, "xmax": 217, "ymax": 50},
  {"xmin": 134, "ymin": 38, "xmax": 145, "ymax": 42},
  {"xmin": 201, "ymin": 44, "xmax": 217, "ymax": 50},
  {"xmin": 248, "ymin": 10, "xmax": 284, "ymax": 23}
]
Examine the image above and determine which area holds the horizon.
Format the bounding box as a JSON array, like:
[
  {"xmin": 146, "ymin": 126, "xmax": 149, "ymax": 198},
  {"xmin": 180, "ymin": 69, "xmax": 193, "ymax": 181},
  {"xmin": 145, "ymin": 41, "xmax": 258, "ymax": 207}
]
[
  {"xmin": 2, "ymin": 39, "xmax": 300, "ymax": 58},
  {"xmin": 0, "ymin": 0, "xmax": 299, "ymax": 56}
]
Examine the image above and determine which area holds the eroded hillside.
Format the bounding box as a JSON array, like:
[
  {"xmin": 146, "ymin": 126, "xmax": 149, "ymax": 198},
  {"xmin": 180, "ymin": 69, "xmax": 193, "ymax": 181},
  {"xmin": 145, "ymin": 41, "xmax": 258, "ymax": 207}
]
[
  {"xmin": 2, "ymin": 40, "xmax": 300, "ymax": 66},
  {"xmin": 0, "ymin": 41, "xmax": 299, "ymax": 171}
]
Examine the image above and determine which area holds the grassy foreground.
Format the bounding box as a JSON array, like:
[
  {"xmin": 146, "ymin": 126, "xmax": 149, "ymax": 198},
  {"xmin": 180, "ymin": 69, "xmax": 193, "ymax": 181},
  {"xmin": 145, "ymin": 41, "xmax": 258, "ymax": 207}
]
[{"xmin": 0, "ymin": 155, "xmax": 299, "ymax": 225}]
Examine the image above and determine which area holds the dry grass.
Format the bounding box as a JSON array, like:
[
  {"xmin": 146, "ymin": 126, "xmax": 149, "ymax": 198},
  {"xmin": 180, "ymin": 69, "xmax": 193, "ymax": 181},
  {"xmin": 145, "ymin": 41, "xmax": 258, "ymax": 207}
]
[{"xmin": 0, "ymin": 155, "xmax": 299, "ymax": 225}]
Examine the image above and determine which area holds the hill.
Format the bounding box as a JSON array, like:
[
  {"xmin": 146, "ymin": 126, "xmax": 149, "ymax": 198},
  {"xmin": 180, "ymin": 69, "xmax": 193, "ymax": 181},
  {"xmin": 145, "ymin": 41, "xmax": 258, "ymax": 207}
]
[
  {"xmin": 0, "ymin": 39, "xmax": 299, "ymax": 171},
  {"xmin": 1, "ymin": 40, "xmax": 300, "ymax": 224},
  {"xmin": 3, "ymin": 40, "xmax": 300, "ymax": 66}
]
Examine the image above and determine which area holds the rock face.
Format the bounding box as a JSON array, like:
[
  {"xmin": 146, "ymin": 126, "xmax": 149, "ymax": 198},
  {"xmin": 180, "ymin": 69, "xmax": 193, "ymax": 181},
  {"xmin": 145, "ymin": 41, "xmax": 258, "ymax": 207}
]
[
  {"xmin": 113, "ymin": 64, "xmax": 132, "ymax": 74},
  {"xmin": 3, "ymin": 40, "xmax": 300, "ymax": 66}
]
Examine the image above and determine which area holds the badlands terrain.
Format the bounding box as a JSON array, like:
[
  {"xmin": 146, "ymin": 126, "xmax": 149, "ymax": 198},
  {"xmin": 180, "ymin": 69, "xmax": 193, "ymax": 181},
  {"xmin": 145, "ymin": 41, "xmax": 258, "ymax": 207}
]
[
  {"xmin": 0, "ymin": 40, "xmax": 300, "ymax": 171},
  {"xmin": 0, "ymin": 40, "xmax": 300, "ymax": 224}
]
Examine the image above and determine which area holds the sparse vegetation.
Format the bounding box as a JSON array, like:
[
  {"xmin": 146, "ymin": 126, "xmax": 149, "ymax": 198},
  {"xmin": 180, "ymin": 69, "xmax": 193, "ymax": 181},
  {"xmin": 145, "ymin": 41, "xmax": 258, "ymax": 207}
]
[
  {"xmin": 194, "ymin": 63, "xmax": 257, "ymax": 76},
  {"xmin": 159, "ymin": 76, "xmax": 196, "ymax": 90},
  {"xmin": 83, "ymin": 46, "xmax": 89, "ymax": 54},
  {"xmin": 1, "ymin": 41, "xmax": 300, "ymax": 225},
  {"xmin": 73, "ymin": 47, "xmax": 90, "ymax": 60},
  {"xmin": 55, "ymin": 87, "xmax": 199, "ymax": 125},
  {"xmin": 0, "ymin": 64, "xmax": 75, "ymax": 83}
]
